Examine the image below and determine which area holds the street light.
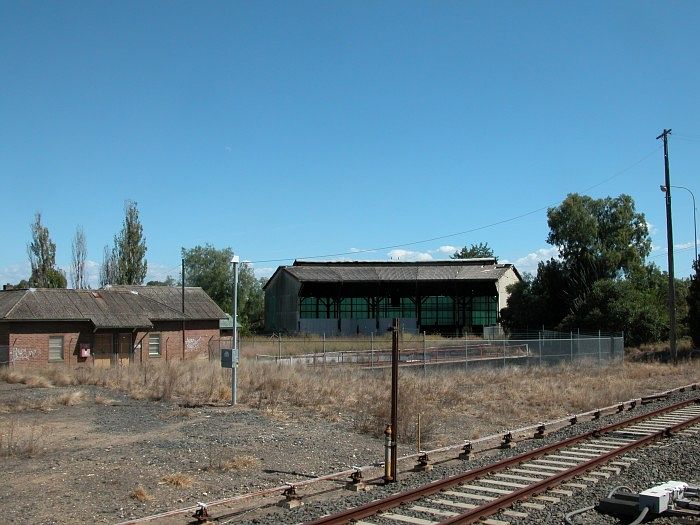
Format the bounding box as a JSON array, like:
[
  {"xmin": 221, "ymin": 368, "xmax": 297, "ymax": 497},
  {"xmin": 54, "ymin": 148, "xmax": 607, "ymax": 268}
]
[
  {"xmin": 661, "ymin": 185, "xmax": 698, "ymax": 264},
  {"xmin": 230, "ymin": 255, "xmax": 240, "ymax": 405}
]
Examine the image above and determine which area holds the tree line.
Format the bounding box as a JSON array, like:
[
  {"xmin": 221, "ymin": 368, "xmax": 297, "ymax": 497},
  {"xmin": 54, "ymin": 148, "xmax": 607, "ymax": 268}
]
[
  {"xmin": 13, "ymin": 203, "xmax": 266, "ymax": 334},
  {"xmin": 497, "ymin": 193, "xmax": 699, "ymax": 349},
  {"xmin": 10, "ymin": 193, "xmax": 700, "ymax": 344}
]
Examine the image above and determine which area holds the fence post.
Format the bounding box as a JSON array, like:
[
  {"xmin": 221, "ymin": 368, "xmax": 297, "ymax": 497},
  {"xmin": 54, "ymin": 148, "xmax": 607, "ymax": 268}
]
[
  {"xmin": 570, "ymin": 332, "xmax": 573, "ymax": 363},
  {"xmin": 503, "ymin": 337, "xmax": 506, "ymax": 367},
  {"xmin": 370, "ymin": 332, "xmax": 374, "ymax": 369},
  {"xmin": 465, "ymin": 332, "xmax": 468, "ymax": 372},
  {"xmin": 538, "ymin": 331, "xmax": 542, "ymax": 366},
  {"xmin": 422, "ymin": 331, "xmax": 427, "ymax": 373},
  {"xmin": 278, "ymin": 334, "xmax": 282, "ymax": 363},
  {"xmin": 598, "ymin": 330, "xmax": 601, "ymax": 364},
  {"xmin": 323, "ymin": 333, "xmax": 326, "ymax": 368}
]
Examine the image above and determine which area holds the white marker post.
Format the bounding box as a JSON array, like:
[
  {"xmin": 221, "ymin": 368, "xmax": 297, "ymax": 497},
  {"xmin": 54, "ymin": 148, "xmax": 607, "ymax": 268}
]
[{"xmin": 230, "ymin": 255, "xmax": 240, "ymax": 405}]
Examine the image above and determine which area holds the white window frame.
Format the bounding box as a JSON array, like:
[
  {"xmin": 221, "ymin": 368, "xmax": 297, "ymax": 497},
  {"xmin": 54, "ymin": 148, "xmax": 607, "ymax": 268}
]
[
  {"xmin": 148, "ymin": 333, "xmax": 161, "ymax": 357},
  {"xmin": 49, "ymin": 336, "xmax": 64, "ymax": 362}
]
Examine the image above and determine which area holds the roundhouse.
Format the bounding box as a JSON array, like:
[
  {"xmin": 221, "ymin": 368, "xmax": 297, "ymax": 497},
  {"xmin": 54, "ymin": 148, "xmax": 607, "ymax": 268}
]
[{"xmin": 264, "ymin": 259, "xmax": 521, "ymax": 336}]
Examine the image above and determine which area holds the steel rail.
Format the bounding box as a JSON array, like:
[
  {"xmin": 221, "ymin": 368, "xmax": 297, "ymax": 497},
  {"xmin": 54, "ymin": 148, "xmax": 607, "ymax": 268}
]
[
  {"xmin": 115, "ymin": 384, "xmax": 696, "ymax": 524},
  {"xmin": 438, "ymin": 411, "xmax": 700, "ymax": 524},
  {"xmin": 302, "ymin": 397, "xmax": 699, "ymax": 525}
]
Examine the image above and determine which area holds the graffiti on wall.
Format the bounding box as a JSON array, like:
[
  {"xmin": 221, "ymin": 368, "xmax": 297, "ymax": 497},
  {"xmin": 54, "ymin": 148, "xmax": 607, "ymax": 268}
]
[
  {"xmin": 11, "ymin": 347, "xmax": 39, "ymax": 361},
  {"xmin": 185, "ymin": 337, "xmax": 202, "ymax": 352}
]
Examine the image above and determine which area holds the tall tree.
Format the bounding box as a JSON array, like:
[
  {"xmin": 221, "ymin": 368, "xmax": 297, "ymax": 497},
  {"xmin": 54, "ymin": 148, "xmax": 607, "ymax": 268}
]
[
  {"xmin": 113, "ymin": 201, "xmax": 147, "ymax": 285},
  {"xmin": 451, "ymin": 242, "xmax": 497, "ymax": 261},
  {"xmin": 99, "ymin": 244, "xmax": 117, "ymax": 287},
  {"xmin": 502, "ymin": 193, "xmax": 659, "ymax": 344},
  {"xmin": 689, "ymin": 258, "xmax": 700, "ymax": 348},
  {"xmin": 27, "ymin": 212, "xmax": 66, "ymax": 288},
  {"xmin": 182, "ymin": 244, "xmax": 266, "ymax": 333},
  {"xmin": 547, "ymin": 193, "xmax": 651, "ymax": 285},
  {"xmin": 70, "ymin": 225, "xmax": 88, "ymax": 289}
]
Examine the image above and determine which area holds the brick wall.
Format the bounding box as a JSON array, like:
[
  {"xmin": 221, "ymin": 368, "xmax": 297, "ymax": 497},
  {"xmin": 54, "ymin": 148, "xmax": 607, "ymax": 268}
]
[
  {"xmin": 7, "ymin": 320, "xmax": 220, "ymax": 368},
  {"xmin": 8, "ymin": 321, "xmax": 93, "ymax": 368},
  {"xmin": 132, "ymin": 320, "xmax": 219, "ymax": 363}
]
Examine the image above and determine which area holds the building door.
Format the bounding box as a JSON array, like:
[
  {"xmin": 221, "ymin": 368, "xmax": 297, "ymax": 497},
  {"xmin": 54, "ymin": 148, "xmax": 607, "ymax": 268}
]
[
  {"xmin": 117, "ymin": 333, "xmax": 132, "ymax": 366},
  {"xmin": 93, "ymin": 333, "xmax": 113, "ymax": 368}
]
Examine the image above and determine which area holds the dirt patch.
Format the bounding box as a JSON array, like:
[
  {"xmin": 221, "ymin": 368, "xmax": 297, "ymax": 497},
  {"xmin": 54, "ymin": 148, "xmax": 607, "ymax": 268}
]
[
  {"xmin": 0, "ymin": 359, "xmax": 698, "ymax": 524},
  {"xmin": 0, "ymin": 382, "xmax": 379, "ymax": 524}
]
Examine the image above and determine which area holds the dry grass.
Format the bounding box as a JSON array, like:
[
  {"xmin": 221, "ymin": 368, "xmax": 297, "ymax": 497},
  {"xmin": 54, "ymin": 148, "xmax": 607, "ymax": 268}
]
[
  {"xmin": 129, "ymin": 487, "xmax": 153, "ymax": 502},
  {"xmin": 2, "ymin": 355, "xmax": 698, "ymax": 448},
  {"xmin": 94, "ymin": 395, "xmax": 119, "ymax": 406},
  {"xmin": 206, "ymin": 452, "xmax": 262, "ymax": 472},
  {"xmin": 57, "ymin": 391, "xmax": 86, "ymax": 406},
  {"xmin": 0, "ymin": 419, "xmax": 43, "ymax": 458},
  {"xmin": 161, "ymin": 473, "xmax": 192, "ymax": 487}
]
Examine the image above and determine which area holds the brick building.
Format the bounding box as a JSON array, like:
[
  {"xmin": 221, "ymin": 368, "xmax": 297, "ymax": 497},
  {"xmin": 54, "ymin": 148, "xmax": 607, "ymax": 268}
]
[{"xmin": 0, "ymin": 286, "xmax": 226, "ymax": 368}]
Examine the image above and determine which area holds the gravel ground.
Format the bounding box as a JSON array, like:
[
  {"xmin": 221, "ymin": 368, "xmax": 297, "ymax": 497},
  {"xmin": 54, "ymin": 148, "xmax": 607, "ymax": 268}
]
[
  {"xmin": 242, "ymin": 390, "xmax": 700, "ymax": 525},
  {"xmin": 0, "ymin": 382, "xmax": 698, "ymax": 525}
]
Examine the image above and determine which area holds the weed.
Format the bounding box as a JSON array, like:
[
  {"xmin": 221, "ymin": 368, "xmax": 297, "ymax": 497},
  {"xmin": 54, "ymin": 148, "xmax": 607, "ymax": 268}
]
[
  {"xmin": 161, "ymin": 473, "xmax": 192, "ymax": 487},
  {"xmin": 129, "ymin": 487, "xmax": 153, "ymax": 502},
  {"xmin": 0, "ymin": 419, "xmax": 43, "ymax": 458}
]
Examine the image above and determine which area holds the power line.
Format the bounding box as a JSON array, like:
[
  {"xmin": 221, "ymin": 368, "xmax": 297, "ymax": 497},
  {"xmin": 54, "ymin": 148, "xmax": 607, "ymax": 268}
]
[{"xmin": 250, "ymin": 146, "xmax": 661, "ymax": 265}]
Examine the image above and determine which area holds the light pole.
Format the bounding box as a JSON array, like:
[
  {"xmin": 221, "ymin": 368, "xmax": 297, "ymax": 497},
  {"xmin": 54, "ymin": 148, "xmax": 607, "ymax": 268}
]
[
  {"xmin": 661, "ymin": 184, "xmax": 697, "ymax": 264},
  {"xmin": 230, "ymin": 255, "xmax": 240, "ymax": 405}
]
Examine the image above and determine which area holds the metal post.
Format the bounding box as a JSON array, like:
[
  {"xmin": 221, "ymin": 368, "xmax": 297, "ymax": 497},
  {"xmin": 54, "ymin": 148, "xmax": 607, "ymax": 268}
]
[
  {"xmin": 422, "ymin": 331, "xmax": 427, "ymax": 373},
  {"xmin": 230, "ymin": 255, "xmax": 239, "ymax": 406},
  {"xmin": 389, "ymin": 317, "xmax": 399, "ymax": 483},
  {"xmin": 570, "ymin": 332, "xmax": 573, "ymax": 363},
  {"xmin": 370, "ymin": 332, "xmax": 374, "ymax": 369},
  {"xmin": 278, "ymin": 334, "xmax": 282, "ymax": 363},
  {"xmin": 323, "ymin": 333, "xmax": 326, "ymax": 367},
  {"xmin": 538, "ymin": 331, "xmax": 542, "ymax": 366},
  {"xmin": 598, "ymin": 330, "xmax": 602, "ymax": 364},
  {"xmin": 502, "ymin": 337, "xmax": 506, "ymax": 367},
  {"xmin": 465, "ymin": 332, "xmax": 468, "ymax": 372}
]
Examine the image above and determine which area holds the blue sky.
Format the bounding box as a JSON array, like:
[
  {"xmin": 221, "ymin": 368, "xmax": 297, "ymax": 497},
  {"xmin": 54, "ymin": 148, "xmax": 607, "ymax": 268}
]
[{"xmin": 2, "ymin": 1, "xmax": 699, "ymax": 287}]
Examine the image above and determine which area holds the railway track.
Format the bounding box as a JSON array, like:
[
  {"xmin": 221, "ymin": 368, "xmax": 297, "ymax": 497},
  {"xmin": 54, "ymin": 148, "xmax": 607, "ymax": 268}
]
[
  {"xmin": 302, "ymin": 398, "xmax": 700, "ymax": 525},
  {"xmin": 116, "ymin": 387, "xmax": 699, "ymax": 525}
]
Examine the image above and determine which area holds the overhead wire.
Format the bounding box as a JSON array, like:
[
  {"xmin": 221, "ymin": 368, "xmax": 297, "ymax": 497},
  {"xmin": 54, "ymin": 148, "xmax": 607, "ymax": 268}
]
[{"xmin": 249, "ymin": 145, "xmax": 662, "ymax": 265}]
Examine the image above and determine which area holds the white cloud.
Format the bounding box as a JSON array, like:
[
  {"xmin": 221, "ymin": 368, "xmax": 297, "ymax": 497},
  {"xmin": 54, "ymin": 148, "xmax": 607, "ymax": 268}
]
[
  {"xmin": 437, "ymin": 245, "xmax": 457, "ymax": 254},
  {"xmin": 651, "ymin": 244, "xmax": 662, "ymax": 252},
  {"xmin": 645, "ymin": 221, "xmax": 658, "ymax": 235},
  {"xmin": 145, "ymin": 263, "xmax": 179, "ymax": 284},
  {"xmin": 387, "ymin": 249, "xmax": 433, "ymax": 261},
  {"xmin": 513, "ymin": 247, "xmax": 560, "ymax": 274},
  {"xmin": 674, "ymin": 242, "xmax": 695, "ymax": 250},
  {"xmin": 253, "ymin": 266, "xmax": 275, "ymax": 279},
  {"xmin": 0, "ymin": 262, "xmax": 30, "ymax": 286}
]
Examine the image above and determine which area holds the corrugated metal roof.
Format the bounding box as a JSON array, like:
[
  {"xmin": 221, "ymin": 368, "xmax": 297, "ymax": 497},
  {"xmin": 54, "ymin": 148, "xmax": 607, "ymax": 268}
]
[
  {"xmin": 0, "ymin": 286, "xmax": 226, "ymax": 328},
  {"xmin": 279, "ymin": 261, "xmax": 516, "ymax": 283}
]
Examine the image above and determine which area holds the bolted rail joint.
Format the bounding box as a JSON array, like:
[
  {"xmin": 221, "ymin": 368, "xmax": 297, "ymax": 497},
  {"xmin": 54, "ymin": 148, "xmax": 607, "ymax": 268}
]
[
  {"xmin": 413, "ymin": 452, "xmax": 433, "ymax": 472},
  {"xmin": 278, "ymin": 484, "xmax": 304, "ymax": 509},
  {"xmin": 346, "ymin": 468, "xmax": 372, "ymax": 492},
  {"xmin": 569, "ymin": 415, "xmax": 578, "ymax": 426},
  {"xmin": 459, "ymin": 442, "xmax": 473, "ymax": 460},
  {"xmin": 500, "ymin": 431, "xmax": 515, "ymax": 449},
  {"xmin": 192, "ymin": 502, "xmax": 210, "ymax": 523}
]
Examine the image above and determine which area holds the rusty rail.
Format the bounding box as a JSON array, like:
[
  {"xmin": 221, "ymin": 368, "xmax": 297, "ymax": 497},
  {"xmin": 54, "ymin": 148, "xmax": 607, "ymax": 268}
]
[{"xmin": 302, "ymin": 397, "xmax": 700, "ymax": 525}]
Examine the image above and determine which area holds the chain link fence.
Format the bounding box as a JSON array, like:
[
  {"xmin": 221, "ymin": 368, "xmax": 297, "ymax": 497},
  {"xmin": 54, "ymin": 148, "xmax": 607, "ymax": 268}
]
[{"xmin": 207, "ymin": 330, "xmax": 624, "ymax": 370}]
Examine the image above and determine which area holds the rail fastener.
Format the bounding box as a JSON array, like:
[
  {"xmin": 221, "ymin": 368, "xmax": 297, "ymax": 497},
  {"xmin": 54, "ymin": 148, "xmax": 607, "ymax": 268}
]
[
  {"xmin": 413, "ymin": 453, "xmax": 433, "ymax": 472},
  {"xmin": 278, "ymin": 484, "xmax": 304, "ymax": 509},
  {"xmin": 345, "ymin": 468, "xmax": 371, "ymax": 492},
  {"xmin": 500, "ymin": 432, "xmax": 515, "ymax": 449},
  {"xmin": 534, "ymin": 424, "xmax": 546, "ymax": 439},
  {"xmin": 459, "ymin": 442, "xmax": 473, "ymax": 461}
]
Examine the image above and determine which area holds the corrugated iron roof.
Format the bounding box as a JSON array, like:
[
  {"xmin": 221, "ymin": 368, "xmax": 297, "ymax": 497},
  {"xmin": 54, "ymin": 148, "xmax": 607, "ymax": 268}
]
[
  {"xmin": 0, "ymin": 286, "xmax": 226, "ymax": 329},
  {"xmin": 277, "ymin": 260, "xmax": 516, "ymax": 284}
]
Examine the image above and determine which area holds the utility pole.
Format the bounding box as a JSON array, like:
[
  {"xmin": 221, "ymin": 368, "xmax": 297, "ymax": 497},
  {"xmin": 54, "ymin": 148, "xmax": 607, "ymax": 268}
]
[{"xmin": 657, "ymin": 129, "xmax": 677, "ymax": 365}]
